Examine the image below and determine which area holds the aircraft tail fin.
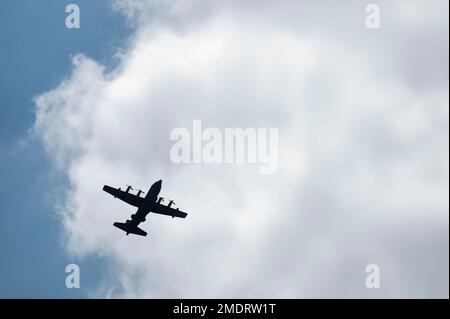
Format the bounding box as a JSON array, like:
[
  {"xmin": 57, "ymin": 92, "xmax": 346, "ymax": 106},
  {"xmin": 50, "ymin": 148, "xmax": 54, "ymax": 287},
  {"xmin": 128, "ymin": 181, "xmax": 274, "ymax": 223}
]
[{"xmin": 113, "ymin": 222, "xmax": 147, "ymax": 236}]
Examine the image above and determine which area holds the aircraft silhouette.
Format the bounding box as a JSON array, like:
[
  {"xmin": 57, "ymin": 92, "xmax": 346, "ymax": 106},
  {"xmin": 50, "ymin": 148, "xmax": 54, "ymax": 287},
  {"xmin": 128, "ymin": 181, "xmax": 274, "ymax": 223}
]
[{"xmin": 103, "ymin": 180, "xmax": 188, "ymax": 236}]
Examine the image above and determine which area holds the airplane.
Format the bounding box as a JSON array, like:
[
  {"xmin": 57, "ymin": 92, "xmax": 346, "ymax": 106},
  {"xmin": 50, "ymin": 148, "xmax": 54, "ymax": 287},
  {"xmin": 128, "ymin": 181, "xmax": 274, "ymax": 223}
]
[{"xmin": 103, "ymin": 180, "xmax": 188, "ymax": 236}]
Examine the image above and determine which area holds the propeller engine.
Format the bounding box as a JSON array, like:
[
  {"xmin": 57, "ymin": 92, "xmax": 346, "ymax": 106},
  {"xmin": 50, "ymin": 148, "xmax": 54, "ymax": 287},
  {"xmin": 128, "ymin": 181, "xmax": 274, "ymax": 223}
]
[
  {"xmin": 136, "ymin": 189, "xmax": 145, "ymax": 197},
  {"xmin": 167, "ymin": 199, "xmax": 176, "ymax": 208}
]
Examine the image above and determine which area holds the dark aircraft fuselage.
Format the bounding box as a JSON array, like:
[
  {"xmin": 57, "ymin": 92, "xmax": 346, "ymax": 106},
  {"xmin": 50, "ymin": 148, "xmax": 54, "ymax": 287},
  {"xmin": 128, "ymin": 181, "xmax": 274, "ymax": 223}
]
[{"xmin": 136, "ymin": 179, "xmax": 162, "ymax": 217}]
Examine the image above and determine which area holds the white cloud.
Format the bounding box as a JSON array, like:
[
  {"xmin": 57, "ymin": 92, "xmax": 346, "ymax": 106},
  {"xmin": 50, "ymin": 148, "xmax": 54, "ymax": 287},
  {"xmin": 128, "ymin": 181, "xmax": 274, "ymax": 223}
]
[{"xmin": 33, "ymin": 0, "xmax": 448, "ymax": 297}]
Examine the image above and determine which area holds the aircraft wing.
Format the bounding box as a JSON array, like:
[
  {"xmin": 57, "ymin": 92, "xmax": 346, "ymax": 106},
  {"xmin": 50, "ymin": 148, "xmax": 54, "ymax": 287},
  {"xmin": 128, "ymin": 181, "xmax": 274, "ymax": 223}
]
[
  {"xmin": 151, "ymin": 202, "xmax": 188, "ymax": 218},
  {"xmin": 103, "ymin": 185, "xmax": 145, "ymax": 208}
]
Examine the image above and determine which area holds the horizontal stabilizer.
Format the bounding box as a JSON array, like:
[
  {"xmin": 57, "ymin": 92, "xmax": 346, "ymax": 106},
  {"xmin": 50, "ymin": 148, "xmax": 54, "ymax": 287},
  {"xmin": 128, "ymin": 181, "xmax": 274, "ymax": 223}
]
[{"xmin": 113, "ymin": 222, "xmax": 147, "ymax": 236}]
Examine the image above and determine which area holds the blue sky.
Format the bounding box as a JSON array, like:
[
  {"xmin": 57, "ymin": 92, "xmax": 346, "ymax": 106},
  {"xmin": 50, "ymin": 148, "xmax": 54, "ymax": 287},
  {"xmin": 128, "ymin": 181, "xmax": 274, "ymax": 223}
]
[{"xmin": 0, "ymin": 0, "xmax": 130, "ymax": 298}]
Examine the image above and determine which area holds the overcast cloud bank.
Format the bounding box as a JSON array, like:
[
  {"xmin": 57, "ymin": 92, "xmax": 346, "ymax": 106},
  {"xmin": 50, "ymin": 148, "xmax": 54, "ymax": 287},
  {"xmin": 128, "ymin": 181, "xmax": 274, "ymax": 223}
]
[{"xmin": 33, "ymin": 0, "xmax": 448, "ymax": 298}]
